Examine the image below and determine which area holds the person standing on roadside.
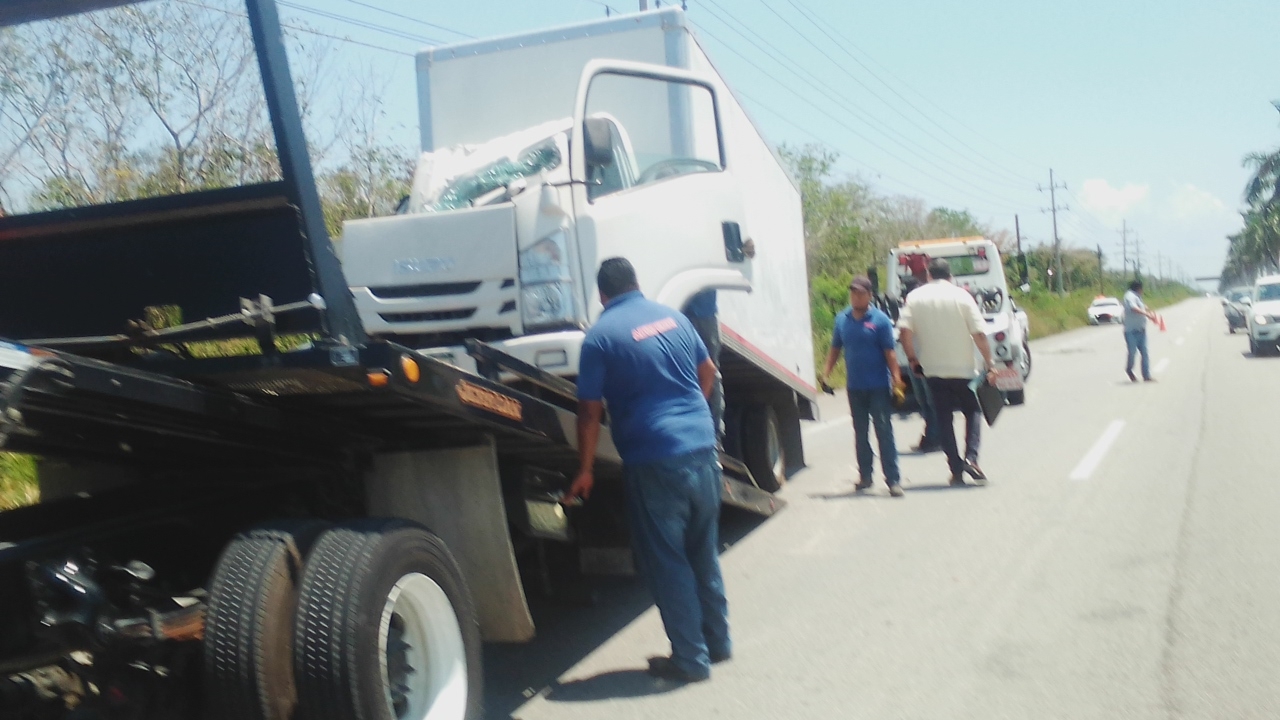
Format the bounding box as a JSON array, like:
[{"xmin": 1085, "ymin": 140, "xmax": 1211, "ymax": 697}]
[
  {"xmin": 898, "ymin": 258, "xmax": 999, "ymax": 487},
  {"xmin": 900, "ymin": 276, "xmax": 941, "ymax": 454},
  {"xmin": 818, "ymin": 276, "xmax": 906, "ymax": 496},
  {"xmin": 566, "ymin": 257, "xmax": 729, "ymax": 684},
  {"xmin": 1122, "ymin": 279, "xmax": 1159, "ymax": 382}
]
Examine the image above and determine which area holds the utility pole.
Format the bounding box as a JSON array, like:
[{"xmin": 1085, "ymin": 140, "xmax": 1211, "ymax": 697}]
[
  {"xmin": 1039, "ymin": 169, "xmax": 1068, "ymax": 295},
  {"xmin": 1133, "ymin": 233, "xmax": 1142, "ymax": 279},
  {"xmin": 1097, "ymin": 244, "xmax": 1105, "ymax": 296},
  {"xmin": 1014, "ymin": 214, "xmax": 1027, "ymax": 288},
  {"xmin": 1118, "ymin": 220, "xmax": 1129, "ymax": 279}
]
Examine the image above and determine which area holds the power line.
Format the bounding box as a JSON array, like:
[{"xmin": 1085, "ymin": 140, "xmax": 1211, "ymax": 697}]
[
  {"xmin": 277, "ymin": 1, "xmax": 445, "ymax": 45},
  {"xmin": 334, "ymin": 0, "xmax": 475, "ymax": 39},
  {"xmin": 173, "ymin": 0, "xmax": 413, "ymax": 56},
  {"xmin": 688, "ymin": 14, "xmax": 1027, "ymax": 215},
  {"xmin": 694, "ymin": 0, "xmax": 1033, "ymax": 205},
  {"xmin": 747, "ymin": 0, "xmax": 1035, "ymax": 193},
  {"xmin": 732, "ymin": 86, "xmax": 949, "ymax": 202},
  {"xmin": 690, "ymin": 20, "xmax": 1025, "ymax": 214},
  {"xmin": 782, "ymin": 0, "xmax": 1046, "ymax": 177}
]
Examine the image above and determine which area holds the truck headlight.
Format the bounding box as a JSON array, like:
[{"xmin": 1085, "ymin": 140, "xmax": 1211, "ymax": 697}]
[
  {"xmin": 1255, "ymin": 314, "xmax": 1270, "ymax": 325},
  {"xmin": 519, "ymin": 233, "xmax": 575, "ymax": 328}
]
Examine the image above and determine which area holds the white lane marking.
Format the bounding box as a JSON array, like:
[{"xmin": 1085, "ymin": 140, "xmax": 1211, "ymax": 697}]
[
  {"xmin": 1175, "ymin": 336, "xmax": 1185, "ymax": 346},
  {"xmin": 1070, "ymin": 420, "xmax": 1127, "ymax": 481},
  {"xmin": 1154, "ymin": 358, "xmax": 1171, "ymax": 375}
]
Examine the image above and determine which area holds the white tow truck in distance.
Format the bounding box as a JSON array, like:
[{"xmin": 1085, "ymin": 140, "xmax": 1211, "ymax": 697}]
[
  {"xmin": 887, "ymin": 237, "xmax": 1030, "ymax": 405},
  {"xmin": 340, "ymin": 9, "xmax": 817, "ymax": 488}
]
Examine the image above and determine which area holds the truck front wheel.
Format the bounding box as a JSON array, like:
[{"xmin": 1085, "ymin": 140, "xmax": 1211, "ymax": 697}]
[
  {"xmin": 294, "ymin": 519, "xmax": 483, "ymax": 720},
  {"xmin": 742, "ymin": 404, "xmax": 786, "ymax": 492}
]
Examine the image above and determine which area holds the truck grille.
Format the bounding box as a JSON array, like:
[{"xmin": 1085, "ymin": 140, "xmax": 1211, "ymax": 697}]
[
  {"xmin": 380, "ymin": 308, "xmax": 476, "ymax": 323},
  {"xmin": 368, "ymin": 281, "xmax": 483, "ymax": 299}
]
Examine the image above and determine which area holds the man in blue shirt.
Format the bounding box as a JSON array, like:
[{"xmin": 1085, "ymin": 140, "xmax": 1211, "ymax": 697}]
[
  {"xmin": 818, "ymin": 275, "xmax": 906, "ymax": 496},
  {"xmin": 683, "ymin": 289, "xmax": 723, "ymax": 445},
  {"xmin": 566, "ymin": 257, "xmax": 727, "ymax": 683}
]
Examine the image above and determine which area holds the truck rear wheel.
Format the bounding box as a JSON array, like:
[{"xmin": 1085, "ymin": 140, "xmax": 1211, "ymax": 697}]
[
  {"xmin": 742, "ymin": 404, "xmax": 786, "ymax": 492},
  {"xmin": 204, "ymin": 521, "xmax": 327, "ymax": 720},
  {"xmin": 294, "ymin": 519, "xmax": 483, "ymax": 720}
]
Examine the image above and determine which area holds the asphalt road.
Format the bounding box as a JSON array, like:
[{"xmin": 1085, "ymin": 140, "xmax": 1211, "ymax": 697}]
[{"xmin": 494, "ymin": 297, "xmax": 1280, "ymax": 720}]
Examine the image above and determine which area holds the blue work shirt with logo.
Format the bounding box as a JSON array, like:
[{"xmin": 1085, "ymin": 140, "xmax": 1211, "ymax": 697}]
[
  {"xmin": 831, "ymin": 306, "xmax": 895, "ymax": 390},
  {"xmin": 577, "ymin": 291, "xmax": 714, "ymax": 465}
]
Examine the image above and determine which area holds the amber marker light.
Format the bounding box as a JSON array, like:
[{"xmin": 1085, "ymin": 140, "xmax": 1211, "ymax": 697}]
[
  {"xmin": 400, "ymin": 355, "xmax": 421, "ymax": 383},
  {"xmin": 367, "ymin": 369, "xmax": 391, "ymax": 387}
]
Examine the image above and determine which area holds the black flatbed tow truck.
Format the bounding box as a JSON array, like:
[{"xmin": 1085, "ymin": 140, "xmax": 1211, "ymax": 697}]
[{"xmin": 0, "ymin": 2, "xmax": 783, "ymax": 718}]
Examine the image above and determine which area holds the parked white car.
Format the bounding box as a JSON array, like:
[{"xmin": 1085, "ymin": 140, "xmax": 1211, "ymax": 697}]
[
  {"xmin": 1247, "ymin": 275, "xmax": 1280, "ymax": 356},
  {"xmin": 1087, "ymin": 296, "xmax": 1124, "ymax": 325}
]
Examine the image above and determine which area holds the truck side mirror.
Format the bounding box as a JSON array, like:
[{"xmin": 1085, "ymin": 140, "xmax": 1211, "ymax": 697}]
[{"xmin": 583, "ymin": 118, "xmax": 615, "ymax": 169}]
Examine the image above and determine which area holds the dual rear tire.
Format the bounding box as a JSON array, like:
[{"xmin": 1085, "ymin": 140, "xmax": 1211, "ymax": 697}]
[{"xmin": 204, "ymin": 519, "xmax": 482, "ymax": 720}]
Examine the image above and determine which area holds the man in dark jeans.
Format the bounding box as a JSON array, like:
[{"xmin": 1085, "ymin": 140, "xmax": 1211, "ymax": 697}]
[
  {"xmin": 898, "ymin": 259, "xmax": 999, "ymax": 486},
  {"xmin": 568, "ymin": 258, "xmax": 728, "ymax": 683},
  {"xmin": 900, "ymin": 276, "xmax": 940, "ymax": 453},
  {"xmin": 818, "ymin": 276, "xmax": 906, "ymax": 496}
]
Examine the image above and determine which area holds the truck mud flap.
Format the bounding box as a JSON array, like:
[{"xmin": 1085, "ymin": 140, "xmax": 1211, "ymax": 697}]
[
  {"xmin": 365, "ymin": 437, "xmax": 534, "ymax": 643},
  {"xmin": 719, "ymin": 453, "xmax": 784, "ymax": 517}
]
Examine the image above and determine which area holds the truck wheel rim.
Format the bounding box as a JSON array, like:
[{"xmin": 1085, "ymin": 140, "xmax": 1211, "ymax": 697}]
[{"xmin": 378, "ymin": 572, "xmax": 468, "ymax": 720}]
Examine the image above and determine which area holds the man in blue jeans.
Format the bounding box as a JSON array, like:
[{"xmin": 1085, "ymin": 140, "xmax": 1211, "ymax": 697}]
[
  {"xmin": 567, "ymin": 257, "xmax": 728, "ymax": 683},
  {"xmin": 818, "ymin": 275, "xmax": 906, "ymax": 496},
  {"xmin": 1123, "ymin": 279, "xmax": 1159, "ymax": 382}
]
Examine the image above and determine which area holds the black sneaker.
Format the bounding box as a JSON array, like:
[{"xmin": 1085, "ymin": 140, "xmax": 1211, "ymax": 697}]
[
  {"xmin": 710, "ymin": 649, "xmax": 732, "ymax": 664},
  {"xmin": 963, "ymin": 459, "xmax": 987, "ymax": 481},
  {"xmin": 949, "ymin": 473, "xmax": 967, "ymax": 487},
  {"xmin": 855, "ymin": 478, "xmax": 873, "ymax": 491},
  {"xmin": 647, "ymin": 656, "xmax": 709, "ymax": 683},
  {"xmin": 1126, "ymin": 369, "xmax": 1138, "ymax": 382}
]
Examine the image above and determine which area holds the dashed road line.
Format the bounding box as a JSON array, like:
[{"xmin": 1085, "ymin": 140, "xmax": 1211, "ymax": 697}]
[{"xmin": 1069, "ymin": 420, "xmax": 1127, "ymax": 481}]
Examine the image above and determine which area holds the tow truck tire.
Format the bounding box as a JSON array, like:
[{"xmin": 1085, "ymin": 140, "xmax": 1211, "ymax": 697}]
[
  {"xmin": 294, "ymin": 519, "xmax": 483, "ymax": 720},
  {"xmin": 1020, "ymin": 342, "xmax": 1032, "ymax": 381},
  {"xmin": 203, "ymin": 520, "xmax": 327, "ymax": 720},
  {"xmin": 742, "ymin": 404, "xmax": 786, "ymax": 492}
]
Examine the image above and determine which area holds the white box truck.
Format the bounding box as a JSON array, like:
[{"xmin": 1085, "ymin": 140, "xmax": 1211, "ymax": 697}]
[{"xmin": 341, "ymin": 8, "xmax": 817, "ymax": 488}]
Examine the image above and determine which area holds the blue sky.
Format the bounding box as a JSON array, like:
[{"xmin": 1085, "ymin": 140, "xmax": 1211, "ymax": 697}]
[{"xmin": 280, "ymin": 0, "xmax": 1280, "ymax": 281}]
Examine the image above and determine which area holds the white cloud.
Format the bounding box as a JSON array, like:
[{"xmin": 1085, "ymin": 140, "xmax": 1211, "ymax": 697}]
[
  {"xmin": 1079, "ymin": 178, "xmax": 1151, "ymax": 222},
  {"xmin": 1167, "ymin": 183, "xmax": 1231, "ymax": 221}
]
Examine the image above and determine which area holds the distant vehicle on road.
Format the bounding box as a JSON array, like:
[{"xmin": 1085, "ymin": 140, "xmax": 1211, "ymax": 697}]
[
  {"xmin": 1247, "ymin": 275, "xmax": 1280, "ymax": 355},
  {"xmin": 1087, "ymin": 296, "xmax": 1124, "ymax": 325},
  {"xmin": 1223, "ymin": 286, "xmax": 1251, "ymax": 333}
]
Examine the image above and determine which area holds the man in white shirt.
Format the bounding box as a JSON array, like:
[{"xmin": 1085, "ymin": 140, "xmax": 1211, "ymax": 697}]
[{"xmin": 897, "ymin": 258, "xmax": 999, "ymax": 486}]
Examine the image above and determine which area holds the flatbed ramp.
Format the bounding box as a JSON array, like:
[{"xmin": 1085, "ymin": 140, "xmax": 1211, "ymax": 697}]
[{"xmin": 0, "ymin": 338, "xmax": 782, "ymax": 518}]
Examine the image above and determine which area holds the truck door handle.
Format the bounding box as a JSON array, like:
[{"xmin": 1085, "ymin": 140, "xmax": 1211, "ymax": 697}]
[{"xmin": 723, "ymin": 222, "xmax": 745, "ymax": 262}]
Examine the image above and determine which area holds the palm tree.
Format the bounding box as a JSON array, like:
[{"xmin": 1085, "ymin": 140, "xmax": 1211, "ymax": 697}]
[{"xmin": 1244, "ymin": 101, "xmax": 1280, "ymax": 210}]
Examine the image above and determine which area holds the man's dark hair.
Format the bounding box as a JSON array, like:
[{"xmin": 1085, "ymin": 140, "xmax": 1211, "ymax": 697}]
[
  {"xmin": 1129, "ymin": 279, "xmax": 1143, "ymax": 292},
  {"xmin": 902, "ymin": 276, "xmax": 921, "ymax": 295},
  {"xmin": 927, "ymin": 257, "xmax": 952, "ymax": 280},
  {"xmin": 597, "ymin": 257, "xmax": 640, "ymax": 299}
]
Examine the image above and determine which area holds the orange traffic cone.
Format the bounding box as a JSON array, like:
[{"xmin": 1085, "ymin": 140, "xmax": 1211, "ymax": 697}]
[{"xmin": 1157, "ymin": 314, "xmax": 1167, "ymax": 332}]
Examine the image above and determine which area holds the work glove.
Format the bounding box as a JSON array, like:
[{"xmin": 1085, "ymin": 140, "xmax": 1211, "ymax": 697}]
[{"xmin": 891, "ymin": 379, "xmax": 907, "ymax": 408}]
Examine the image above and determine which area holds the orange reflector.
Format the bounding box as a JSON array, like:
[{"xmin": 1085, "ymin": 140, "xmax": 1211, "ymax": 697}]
[
  {"xmin": 400, "ymin": 355, "xmax": 421, "ymax": 383},
  {"xmin": 367, "ymin": 370, "xmax": 390, "ymax": 387}
]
